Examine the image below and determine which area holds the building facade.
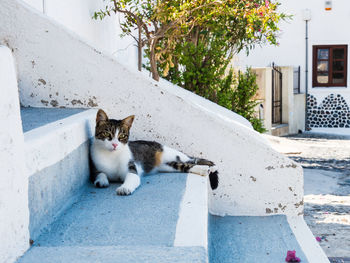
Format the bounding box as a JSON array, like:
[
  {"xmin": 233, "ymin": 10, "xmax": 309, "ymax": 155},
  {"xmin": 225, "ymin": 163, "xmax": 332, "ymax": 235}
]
[
  {"xmin": 22, "ymin": 0, "xmax": 138, "ymax": 68},
  {"xmin": 237, "ymin": 0, "xmax": 350, "ymax": 130}
]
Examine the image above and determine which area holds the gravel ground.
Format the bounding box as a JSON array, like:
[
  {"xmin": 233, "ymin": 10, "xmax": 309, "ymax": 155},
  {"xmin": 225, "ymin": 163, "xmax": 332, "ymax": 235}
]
[{"xmin": 264, "ymin": 132, "xmax": 350, "ymax": 259}]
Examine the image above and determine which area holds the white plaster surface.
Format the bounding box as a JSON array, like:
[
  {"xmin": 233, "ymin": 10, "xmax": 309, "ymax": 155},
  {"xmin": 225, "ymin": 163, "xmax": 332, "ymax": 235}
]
[
  {"xmin": 21, "ymin": 0, "xmax": 120, "ymax": 56},
  {"xmin": 23, "ymin": 0, "xmax": 138, "ymax": 68},
  {"xmin": 0, "ymin": 46, "xmax": 30, "ymax": 263},
  {"xmin": 0, "ymin": 0, "xmax": 303, "ymax": 217},
  {"xmin": 24, "ymin": 109, "xmax": 96, "ymax": 177},
  {"xmin": 22, "ymin": 0, "xmax": 43, "ymax": 12},
  {"xmin": 292, "ymin": 93, "xmax": 306, "ymax": 133},
  {"xmin": 174, "ymin": 174, "xmax": 208, "ymax": 249},
  {"xmin": 44, "ymin": 0, "xmax": 120, "ymax": 55},
  {"xmin": 307, "ymin": 128, "xmax": 350, "ymax": 137},
  {"xmin": 236, "ymin": 0, "xmax": 350, "ymax": 110}
]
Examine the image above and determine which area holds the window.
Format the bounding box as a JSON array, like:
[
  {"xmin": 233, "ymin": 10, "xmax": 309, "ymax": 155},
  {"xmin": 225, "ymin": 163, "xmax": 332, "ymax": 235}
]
[{"xmin": 312, "ymin": 45, "xmax": 347, "ymax": 87}]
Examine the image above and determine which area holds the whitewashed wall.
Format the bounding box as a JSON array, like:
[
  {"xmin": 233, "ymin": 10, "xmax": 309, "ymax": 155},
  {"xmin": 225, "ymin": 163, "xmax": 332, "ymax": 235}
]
[
  {"xmin": 0, "ymin": 46, "xmax": 30, "ymax": 263},
  {"xmin": 237, "ymin": 0, "xmax": 350, "ymax": 113},
  {"xmin": 22, "ymin": 0, "xmax": 138, "ymax": 68},
  {"xmin": 0, "ymin": 0, "xmax": 304, "ymax": 218}
]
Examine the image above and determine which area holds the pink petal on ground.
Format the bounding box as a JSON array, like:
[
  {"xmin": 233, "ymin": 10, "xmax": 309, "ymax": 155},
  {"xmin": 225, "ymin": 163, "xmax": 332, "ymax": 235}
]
[
  {"xmin": 285, "ymin": 250, "xmax": 301, "ymax": 262},
  {"xmin": 316, "ymin": 236, "xmax": 322, "ymax": 242}
]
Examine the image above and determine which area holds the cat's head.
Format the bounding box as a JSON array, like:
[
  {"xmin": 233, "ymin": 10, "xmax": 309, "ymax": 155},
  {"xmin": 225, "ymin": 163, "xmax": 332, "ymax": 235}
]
[{"xmin": 94, "ymin": 109, "xmax": 134, "ymax": 152}]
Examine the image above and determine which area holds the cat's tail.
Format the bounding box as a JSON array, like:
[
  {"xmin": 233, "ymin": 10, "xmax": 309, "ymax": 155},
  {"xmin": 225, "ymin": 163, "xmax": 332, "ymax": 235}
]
[
  {"xmin": 167, "ymin": 157, "xmax": 219, "ymax": 190},
  {"xmin": 208, "ymin": 170, "xmax": 219, "ymax": 190}
]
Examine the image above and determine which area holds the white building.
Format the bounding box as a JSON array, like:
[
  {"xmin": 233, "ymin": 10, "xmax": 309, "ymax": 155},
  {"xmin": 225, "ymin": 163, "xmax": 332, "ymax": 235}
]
[
  {"xmin": 22, "ymin": 0, "xmax": 138, "ymax": 68},
  {"xmin": 238, "ymin": 0, "xmax": 350, "ymax": 131},
  {"xmin": 0, "ymin": 0, "xmax": 330, "ymax": 262}
]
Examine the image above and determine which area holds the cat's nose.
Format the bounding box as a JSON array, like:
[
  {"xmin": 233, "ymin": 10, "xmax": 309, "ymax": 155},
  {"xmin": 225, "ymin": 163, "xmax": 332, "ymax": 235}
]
[{"xmin": 112, "ymin": 143, "xmax": 118, "ymax": 149}]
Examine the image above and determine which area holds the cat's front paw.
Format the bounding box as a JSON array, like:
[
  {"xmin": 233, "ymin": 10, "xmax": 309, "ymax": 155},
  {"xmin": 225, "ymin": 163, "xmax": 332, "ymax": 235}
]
[
  {"xmin": 94, "ymin": 173, "xmax": 109, "ymax": 188},
  {"xmin": 116, "ymin": 186, "xmax": 133, "ymax": 196}
]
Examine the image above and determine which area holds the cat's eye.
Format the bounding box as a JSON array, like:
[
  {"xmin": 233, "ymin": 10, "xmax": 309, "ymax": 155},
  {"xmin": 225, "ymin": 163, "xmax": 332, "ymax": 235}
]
[{"xmin": 119, "ymin": 134, "xmax": 127, "ymax": 140}]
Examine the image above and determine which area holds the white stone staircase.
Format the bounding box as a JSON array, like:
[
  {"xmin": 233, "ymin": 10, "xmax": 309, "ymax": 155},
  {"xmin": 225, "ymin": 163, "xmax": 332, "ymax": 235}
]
[
  {"xmin": 15, "ymin": 108, "xmax": 327, "ymax": 263},
  {"xmin": 22, "ymin": 108, "xmax": 94, "ymax": 241},
  {"xmin": 14, "ymin": 108, "xmax": 324, "ymax": 263},
  {"xmin": 0, "ymin": 0, "xmax": 330, "ymax": 262},
  {"xmin": 18, "ymin": 108, "xmax": 209, "ymax": 262}
]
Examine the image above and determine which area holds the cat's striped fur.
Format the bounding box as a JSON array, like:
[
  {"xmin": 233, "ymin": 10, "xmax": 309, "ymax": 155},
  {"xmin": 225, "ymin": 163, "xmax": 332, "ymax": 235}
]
[{"xmin": 90, "ymin": 109, "xmax": 218, "ymax": 195}]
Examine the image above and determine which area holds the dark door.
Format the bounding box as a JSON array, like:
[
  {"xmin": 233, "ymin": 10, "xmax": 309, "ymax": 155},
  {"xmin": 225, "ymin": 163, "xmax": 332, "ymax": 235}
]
[{"xmin": 272, "ymin": 63, "xmax": 283, "ymax": 124}]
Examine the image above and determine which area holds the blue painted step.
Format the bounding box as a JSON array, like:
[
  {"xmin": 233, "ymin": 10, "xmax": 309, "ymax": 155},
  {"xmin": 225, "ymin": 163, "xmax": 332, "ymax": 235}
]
[
  {"xmin": 17, "ymin": 246, "xmax": 206, "ymax": 263},
  {"xmin": 209, "ymin": 215, "xmax": 308, "ymax": 263},
  {"xmin": 33, "ymin": 173, "xmax": 186, "ymax": 247},
  {"xmin": 21, "ymin": 107, "xmax": 86, "ymax": 132},
  {"xmin": 18, "ymin": 173, "xmax": 207, "ymax": 262}
]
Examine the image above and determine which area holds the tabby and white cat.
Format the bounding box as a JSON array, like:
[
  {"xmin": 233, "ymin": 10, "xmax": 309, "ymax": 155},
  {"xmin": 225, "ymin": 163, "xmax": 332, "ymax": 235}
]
[{"xmin": 90, "ymin": 109, "xmax": 218, "ymax": 195}]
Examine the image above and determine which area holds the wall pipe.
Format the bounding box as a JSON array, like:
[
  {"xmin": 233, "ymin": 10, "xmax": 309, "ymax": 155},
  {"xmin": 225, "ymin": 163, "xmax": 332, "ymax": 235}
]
[
  {"xmin": 43, "ymin": 0, "xmax": 46, "ymax": 14},
  {"xmin": 305, "ymin": 20, "xmax": 309, "ymax": 130}
]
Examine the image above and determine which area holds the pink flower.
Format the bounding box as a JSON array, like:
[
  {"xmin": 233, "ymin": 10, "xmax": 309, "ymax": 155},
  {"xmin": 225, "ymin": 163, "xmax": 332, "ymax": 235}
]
[
  {"xmin": 316, "ymin": 237, "xmax": 321, "ymax": 242},
  {"xmin": 285, "ymin": 250, "xmax": 301, "ymax": 262},
  {"xmin": 265, "ymin": 0, "xmax": 269, "ymax": 7}
]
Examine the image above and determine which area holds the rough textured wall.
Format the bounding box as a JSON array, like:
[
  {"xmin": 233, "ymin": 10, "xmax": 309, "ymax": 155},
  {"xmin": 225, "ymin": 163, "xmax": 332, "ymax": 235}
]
[
  {"xmin": 0, "ymin": 46, "xmax": 30, "ymax": 263},
  {"xmin": 0, "ymin": 0, "xmax": 303, "ymax": 217},
  {"xmin": 307, "ymin": 94, "xmax": 350, "ymax": 128}
]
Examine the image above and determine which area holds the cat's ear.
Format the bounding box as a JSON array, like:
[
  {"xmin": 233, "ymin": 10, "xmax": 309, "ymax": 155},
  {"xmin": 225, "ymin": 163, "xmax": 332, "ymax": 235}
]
[
  {"xmin": 122, "ymin": 115, "xmax": 135, "ymax": 129},
  {"xmin": 96, "ymin": 109, "xmax": 108, "ymax": 123}
]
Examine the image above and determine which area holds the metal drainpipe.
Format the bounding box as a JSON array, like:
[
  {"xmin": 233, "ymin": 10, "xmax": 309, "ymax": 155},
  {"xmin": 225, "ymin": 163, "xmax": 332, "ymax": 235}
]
[
  {"xmin": 303, "ymin": 9, "xmax": 311, "ymax": 131},
  {"xmin": 305, "ymin": 20, "xmax": 309, "ymax": 130},
  {"xmin": 43, "ymin": 0, "xmax": 46, "ymax": 14}
]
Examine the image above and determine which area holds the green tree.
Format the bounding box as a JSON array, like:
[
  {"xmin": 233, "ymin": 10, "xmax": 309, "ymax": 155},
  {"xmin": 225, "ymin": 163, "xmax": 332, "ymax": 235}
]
[
  {"xmin": 151, "ymin": 0, "xmax": 286, "ymax": 132},
  {"xmin": 94, "ymin": 0, "xmax": 222, "ymax": 81},
  {"xmin": 230, "ymin": 69, "xmax": 266, "ymax": 133},
  {"xmin": 94, "ymin": 0, "xmax": 286, "ymax": 131}
]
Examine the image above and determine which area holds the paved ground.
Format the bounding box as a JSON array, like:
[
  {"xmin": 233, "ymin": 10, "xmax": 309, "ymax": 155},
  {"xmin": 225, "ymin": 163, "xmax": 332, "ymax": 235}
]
[{"xmin": 265, "ymin": 132, "xmax": 350, "ymax": 259}]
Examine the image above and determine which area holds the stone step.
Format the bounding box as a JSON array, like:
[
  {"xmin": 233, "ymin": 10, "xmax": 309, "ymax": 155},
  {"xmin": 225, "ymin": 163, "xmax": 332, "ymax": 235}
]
[
  {"xmin": 18, "ymin": 173, "xmax": 208, "ymax": 262},
  {"xmin": 33, "ymin": 174, "xmax": 188, "ymax": 247},
  {"xmin": 23, "ymin": 108, "xmax": 96, "ymax": 240},
  {"xmin": 209, "ymin": 215, "xmax": 309, "ymax": 263},
  {"xmin": 21, "ymin": 107, "xmax": 86, "ymax": 133},
  {"xmin": 271, "ymin": 123, "xmax": 289, "ymax": 136},
  {"xmin": 17, "ymin": 246, "xmax": 206, "ymax": 263}
]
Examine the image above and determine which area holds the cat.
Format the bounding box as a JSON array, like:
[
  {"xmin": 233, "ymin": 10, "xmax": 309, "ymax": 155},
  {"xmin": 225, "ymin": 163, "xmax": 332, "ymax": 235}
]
[{"xmin": 90, "ymin": 109, "xmax": 219, "ymax": 195}]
